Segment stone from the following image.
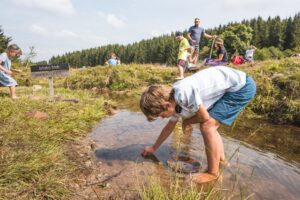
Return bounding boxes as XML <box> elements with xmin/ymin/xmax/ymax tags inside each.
<box><xmin>26</xmin><ymin>111</ymin><xmax>49</xmax><ymax>120</ymax></box>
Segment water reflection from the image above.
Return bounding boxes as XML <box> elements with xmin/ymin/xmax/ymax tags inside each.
<box><xmin>109</xmin><ymin>94</ymin><xmax>300</xmax><ymax>164</ymax></box>
<box><xmin>90</xmin><ymin>96</ymin><xmax>300</xmax><ymax>200</ymax></box>
<box><xmin>91</xmin><ymin>110</ymin><xmax>300</xmax><ymax>200</ymax></box>
<box><xmin>95</xmin><ymin>144</ymin><xmax>172</xmax><ymax>163</ymax></box>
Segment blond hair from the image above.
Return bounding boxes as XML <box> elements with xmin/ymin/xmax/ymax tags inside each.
<box><xmin>140</xmin><ymin>85</ymin><xmax>173</xmax><ymax>121</ymax></box>
<box><xmin>187</xmin><ymin>46</ymin><xmax>195</xmax><ymax>54</ymax></box>
<box><xmin>7</xmin><ymin>44</ymin><xmax>22</xmax><ymax>56</ymax></box>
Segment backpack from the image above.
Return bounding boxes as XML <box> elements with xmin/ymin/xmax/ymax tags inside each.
<box><xmin>231</xmin><ymin>55</ymin><xmax>244</xmax><ymax>65</ymax></box>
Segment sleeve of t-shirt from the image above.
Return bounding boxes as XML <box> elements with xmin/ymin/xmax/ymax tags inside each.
<box><xmin>170</xmin><ymin>115</ymin><xmax>179</xmax><ymax>122</ymax></box>
<box><xmin>0</xmin><ymin>53</ymin><xmax>7</xmax><ymax>64</ymax></box>
<box><xmin>184</xmin><ymin>39</ymin><xmax>190</xmax><ymax>48</ymax></box>
<box><xmin>175</xmin><ymin>88</ymin><xmax>203</xmax><ymax>113</ymax></box>
<box><xmin>188</xmin><ymin>26</ymin><xmax>193</xmax><ymax>33</ymax></box>
<box><xmin>219</xmin><ymin>47</ymin><xmax>226</xmax><ymax>55</ymax></box>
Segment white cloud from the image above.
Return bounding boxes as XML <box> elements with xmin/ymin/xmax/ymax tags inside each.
<box><xmin>56</xmin><ymin>30</ymin><xmax>78</xmax><ymax>38</ymax></box>
<box><xmin>12</xmin><ymin>0</ymin><xmax>75</xmax><ymax>15</ymax></box>
<box><xmin>29</xmin><ymin>24</ymin><xmax>78</xmax><ymax>39</ymax></box>
<box><xmin>107</xmin><ymin>14</ymin><xmax>126</xmax><ymax>29</ymax></box>
<box><xmin>98</xmin><ymin>12</ymin><xmax>127</xmax><ymax>29</ymax></box>
<box><xmin>29</xmin><ymin>24</ymin><xmax>50</xmax><ymax>36</ymax></box>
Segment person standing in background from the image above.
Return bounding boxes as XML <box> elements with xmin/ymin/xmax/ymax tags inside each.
<box><xmin>187</xmin><ymin>18</ymin><xmax>216</xmax><ymax>64</ymax></box>
<box><xmin>175</xmin><ymin>31</ymin><xmax>190</xmax><ymax>80</ymax></box>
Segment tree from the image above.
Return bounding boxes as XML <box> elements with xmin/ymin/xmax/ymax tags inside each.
<box><xmin>0</xmin><ymin>26</ymin><xmax>11</xmax><ymax>52</ymax></box>
<box><xmin>220</xmin><ymin>24</ymin><xmax>253</xmax><ymax>55</ymax></box>
<box><xmin>268</xmin><ymin>16</ymin><xmax>284</xmax><ymax>49</ymax></box>
<box><xmin>291</xmin><ymin>13</ymin><xmax>300</xmax><ymax>48</ymax></box>
<box><xmin>284</xmin><ymin>17</ymin><xmax>294</xmax><ymax>49</ymax></box>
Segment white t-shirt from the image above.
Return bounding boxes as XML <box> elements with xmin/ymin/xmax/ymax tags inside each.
<box><xmin>0</xmin><ymin>53</ymin><xmax>11</xmax><ymax>70</ymax></box>
<box><xmin>170</xmin><ymin>66</ymin><xmax>246</xmax><ymax>121</ymax></box>
<box><xmin>245</xmin><ymin>49</ymin><xmax>254</xmax><ymax>58</ymax></box>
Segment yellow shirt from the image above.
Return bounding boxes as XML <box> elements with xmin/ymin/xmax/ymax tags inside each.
<box><xmin>178</xmin><ymin>38</ymin><xmax>189</xmax><ymax>61</ymax></box>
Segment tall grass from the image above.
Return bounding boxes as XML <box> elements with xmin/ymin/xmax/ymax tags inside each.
<box><xmin>137</xmin><ymin>125</ymin><xmax>251</xmax><ymax>200</ymax></box>
<box><xmin>0</xmin><ymin>87</ymin><xmax>108</xmax><ymax>199</ymax></box>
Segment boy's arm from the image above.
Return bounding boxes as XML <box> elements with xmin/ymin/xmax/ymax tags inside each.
<box><xmin>11</xmin><ymin>68</ymin><xmax>22</xmax><ymax>73</ymax></box>
<box><xmin>196</xmin><ymin>104</ymin><xmax>210</xmax><ymax>123</ymax></box>
<box><xmin>142</xmin><ymin>119</ymin><xmax>177</xmax><ymax>156</ymax></box>
<box><xmin>0</xmin><ymin>61</ymin><xmax>12</xmax><ymax>75</ymax></box>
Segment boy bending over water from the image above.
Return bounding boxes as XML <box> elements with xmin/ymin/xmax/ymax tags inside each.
<box><xmin>140</xmin><ymin>66</ymin><xmax>256</xmax><ymax>183</ymax></box>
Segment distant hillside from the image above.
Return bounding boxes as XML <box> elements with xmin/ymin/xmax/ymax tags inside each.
<box><xmin>49</xmin><ymin>13</ymin><xmax>300</xmax><ymax>67</ymax></box>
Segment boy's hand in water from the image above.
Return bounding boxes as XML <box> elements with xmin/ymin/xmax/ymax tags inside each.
<box><xmin>142</xmin><ymin>146</ymin><xmax>155</xmax><ymax>156</ymax></box>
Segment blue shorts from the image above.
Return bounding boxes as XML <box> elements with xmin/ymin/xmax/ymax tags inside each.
<box><xmin>208</xmin><ymin>76</ymin><xmax>256</xmax><ymax>126</ymax></box>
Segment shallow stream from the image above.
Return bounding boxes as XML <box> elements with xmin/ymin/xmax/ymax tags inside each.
<box><xmin>90</xmin><ymin>96</ymin><xmax>300</xmax><ymax>200</ymax></box>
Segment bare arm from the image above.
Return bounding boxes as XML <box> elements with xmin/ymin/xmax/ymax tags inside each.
<box><xmin>181</xmin><ymin>104</ymin><xmax>211</xmax><ymax>132</ymax></box>
<box><xmin>0</xmin><ymin>62</ymin><xmax>12</xmax><ymax>75</ymax></box>
<box><xmin>187</xmin><ymin>32</ymin><xmax>193</xmax><ymax>41</ymax></box>
<box><xmin>142</xmin><ymin>119</ymin><xmax>177</xmax><ymax>155</ymax></box>
<box><xmin>196</xmin><ymin>104</ymin><xmax>211</xmax><ymax>122</ymax></box>
<box><xmin>204</xmin><ymin>32</ymin><xmax>215</xmax><ymax>40</ymax></box>
<box><xmin>11</xmin><ymin>68</ymin><xmax>22</xmax><ymax>73</ymax></box>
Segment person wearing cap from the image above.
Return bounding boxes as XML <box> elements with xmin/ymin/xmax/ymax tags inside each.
<box><xmin>175</xmin><ymin>31</ymin><xmax>190</xmax><ymax>80</ymax></box>
<box><xmin>0</xmin><ymin>44</ymin><xmax>22</xmax><ymax>99</ymax></box>
<box><xmin>204</xmin><ymin>38</ymin><xmax>228</xmax><ymax>66</ymax></box>
<box><xmin>187</xmin><ymin>18</ymin><xmax>216</xmax><ymax>65</ymax></box>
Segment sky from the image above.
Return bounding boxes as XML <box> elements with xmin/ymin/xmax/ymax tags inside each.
<box><xmin>1</xmin><ymin>0</ymin><xmax>299</xmax><ymax>62</ymax></box>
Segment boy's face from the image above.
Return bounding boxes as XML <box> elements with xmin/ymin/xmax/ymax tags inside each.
<box><xmin>159</xmin><ymin>102</ymin><xmax>175</xmax><ymax>118</ymax></box>
<box><xmin>175</xmin><ymin>35</ymin><xmax>182</xmax><ymax>41</ymax></box>
<box><xmin>8</xmin><ymin>50</ymin><xmax>21</xmax><ymax>58</ymax></box>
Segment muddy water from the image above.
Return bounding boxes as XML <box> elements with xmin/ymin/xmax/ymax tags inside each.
<box><xmin>90</xmin><ymin>96</ymin><xmax>300</xmax><ymax>200</ymax></box>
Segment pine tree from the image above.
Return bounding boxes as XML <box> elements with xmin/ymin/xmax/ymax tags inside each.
<box><xmin>0</xmin><ymin>26</ymin><xmax>11</xmax><ymax>52</ymax></box>
<box><xmin>284</xmin><ymin>17</ymin><xmax>293</xmax><ymax>49</ymax></box>
<box><xmin>269</xmin><ymin>16</ymin><xmax>284</xmax><ymax>49</ymax></box>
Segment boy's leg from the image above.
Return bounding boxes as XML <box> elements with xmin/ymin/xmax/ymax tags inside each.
<box><xmin>176</xmin><ymin>65</ymin><xmax>184</xmax><ymax>79</ymax></box>
<box><xmin>9</xmin><ymin>86</ymin><xmax>17</xmax><ymax>98</ymax></box>
<box><xmin>201</xmin><ymin>117</ymin><xmax>220</xmax><ymax>175</ymax></box>
<box><xmin>192</xmin><ymin>117</ymin><xmax>220</xmax><ymax>184</ymax></box>
<box><xmin>217</xmin><ymin>131</ymin><xmax>225</xmax><ymax>161</ymax></box>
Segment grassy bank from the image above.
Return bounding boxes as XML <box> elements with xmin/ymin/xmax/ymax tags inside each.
<box><xmin>62</xmin><ymin>59</ymin><xmax>300</xmax><ymax>125</ymax></box>
<box><xmin>0</xmin><ymin>87</ymin><xmax>109</xmax><ymax>199</ymax></box>
<box><xmin>1</xmin><ymin>58</ymin><xmax>299</xmax><ymax>199</ymax></box>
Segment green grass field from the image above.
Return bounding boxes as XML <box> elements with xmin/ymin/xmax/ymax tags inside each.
<box><xmin>0</xmin><ymin>58</ymin><xmax>299</xmax><ymax>199</ymax></box>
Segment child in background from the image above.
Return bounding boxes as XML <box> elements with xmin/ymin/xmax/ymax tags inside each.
<box><xmin>105</xmin><ymin>53</ymin><xmax>119</xmax><ymax>66</ymax></box>
<box><xmin>140</xmin><ymin>66</ymin><xmax>256</xmax><ymax>184</ymax></box>
<box><xmin>0</xmin><ymin>44</ymin><xmax>22</xmax><ymax>99</ymax></box>
<box><xmin>245</xmin><ymin>45</ymin><xmax>257</xmax><ymax>63</ymax></box>
<box><xmin>175</xmin><ymin>31</ymin><xmax>189</xmax><ymax>80</ymax></box>
<box><xmin>185</xmin><ymin>46</ymin><xmax>203</xmax><ymax>71</ymax></box>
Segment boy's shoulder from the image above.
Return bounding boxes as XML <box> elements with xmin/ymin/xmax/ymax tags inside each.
<box><xmin>0</xmin><ymin>52</ymin><xmax>8</xmax><ymax>62</ymax></box>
